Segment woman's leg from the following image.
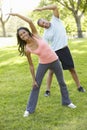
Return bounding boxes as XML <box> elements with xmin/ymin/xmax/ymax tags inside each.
<box><xmin>26</xmin><ymin>64</ymin><xmax>48</xmax><ymax>113</ymax></box>
<box><xmin>51</xmin><ymin>60</ymin><xmax>71</xmax><ymax>105</ymax></box>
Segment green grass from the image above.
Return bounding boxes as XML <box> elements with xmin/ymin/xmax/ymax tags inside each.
<box><xmin>0</xmin><ymin>38</ymin><xmax>87</xmax><ymax>130</ymax></box>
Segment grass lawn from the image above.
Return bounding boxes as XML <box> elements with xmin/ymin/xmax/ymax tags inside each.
<box><xmin>0</xmin><ymin>38</ymin><xmax>87</xmax><ymax>130</ymax></box>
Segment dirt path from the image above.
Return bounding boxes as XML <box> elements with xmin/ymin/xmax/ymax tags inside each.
<box><xmin>0</xmin><ymin>37</ymin><xmax>17</xmax><ymax>48</ymax></box>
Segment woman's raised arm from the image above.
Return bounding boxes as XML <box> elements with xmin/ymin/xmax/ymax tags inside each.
<box><xmin>9</xmin><ymin>13</ymin><xmax>38</xmax><ymax>35</ymax></box>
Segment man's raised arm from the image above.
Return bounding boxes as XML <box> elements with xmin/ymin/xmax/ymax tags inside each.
<box><xmin>33</xmin><ymin>5</ymin><xmax>59</xmax><ymax>18</ymax></box>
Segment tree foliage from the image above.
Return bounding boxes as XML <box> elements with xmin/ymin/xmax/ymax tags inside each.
<box><xmin>48</xmin><ymin>0</ymin><xmax>87</xmax><ymax>38</ymax></box>
<box><xmin>0</xmin><ymin>0</ymin><xmax>87</xmax><ymax>38</ymax></box>
<box><xmin>32</xmin><ymin>0</ymin><xmax>87</xmax><ymax>38</ymax></box>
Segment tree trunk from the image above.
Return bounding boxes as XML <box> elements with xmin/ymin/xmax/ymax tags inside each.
<box><xmin>74</xmin><ymin>15</ymin><xmax>83</xmax><ymax>38</ymax></box>
<box><xmin>1</xmin><ymin>22</ymin><xmax>6</xmax><ymax>37</ymax></box>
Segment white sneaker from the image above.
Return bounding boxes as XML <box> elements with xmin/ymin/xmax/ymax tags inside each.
<box><xmin>68</xmin><ymin>103</ymin><xmax>77</xmax><ymax>108</ymax></box>
<box><xmin>23</xmin><ymin>110</ymin><xmax>29</xmax><ymax>117</ymax></box>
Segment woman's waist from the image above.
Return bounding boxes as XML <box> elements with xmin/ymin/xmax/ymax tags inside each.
<box><xmin>39</xmin><ymin>54</ymin><xmax>58</xmax><ymax>64</ymax></box>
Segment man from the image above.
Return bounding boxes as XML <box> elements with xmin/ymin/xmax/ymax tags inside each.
<box><xmin>34</xmin><ymin>4</ymin><xmax>85</xmax><ymax>96</ymax></box>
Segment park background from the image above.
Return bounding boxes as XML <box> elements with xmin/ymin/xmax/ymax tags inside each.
<box><xmin>0</xmin><ymin>0</ymin><xmax>87</xmax><ymax>130</ymax></box>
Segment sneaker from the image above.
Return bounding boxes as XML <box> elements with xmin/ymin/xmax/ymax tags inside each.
<box><xmin>44</xmin><ymin>90</ymin><xmax>50</xmax><ymax>96</ymax></box>
<box><xmin>78</xmin><ymin>86</ymin><xmax>86</xmax><ymax>92</ymax></box>
<box><xmin>23</xmin><ymin>110</ymin><xmax>29</xmax><ymax>117</ymax></box>
<box><xmin>68</xmin><ymin>103</ymin><xmax>77</xmax><ymax>109</ymax></box>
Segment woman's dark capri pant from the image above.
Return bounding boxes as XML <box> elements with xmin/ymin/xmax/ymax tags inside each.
<box><xmin>26</xmin><ymin>60</ymin><xmax>71</xmax><ymax>113</ymax></box>
<box><xmin>55</xmin><ymin>46</ymin><xmax>74</xmax><ymax>70</ymax></box>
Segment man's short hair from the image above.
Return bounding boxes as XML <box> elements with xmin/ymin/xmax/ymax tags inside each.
<box><xmin>37</xmin><ymin>18</ymin><xmax>42</xmax><ymax>25</ymax></box>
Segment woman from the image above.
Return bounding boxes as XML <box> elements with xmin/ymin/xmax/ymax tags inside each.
<box><xmin>9</xmin><ymin>13</ymin><xmax>76</xmax><ymax>117</ymax></box>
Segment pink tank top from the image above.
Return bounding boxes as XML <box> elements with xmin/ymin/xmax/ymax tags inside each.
<box><xmin>25</xmin><ymin>37</ymin><xmax>58</xmax><ymax>64</ymax></box>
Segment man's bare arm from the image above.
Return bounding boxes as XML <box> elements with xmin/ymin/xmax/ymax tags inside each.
<box><xmin>34</xmin><ymin>5</ymin><xmax>59</xmax><ymax>18</ymax></box>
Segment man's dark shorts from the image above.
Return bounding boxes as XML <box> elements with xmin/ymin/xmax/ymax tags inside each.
<box><xmin>55</xmin><ymin>46</ymin><xmax>74</xmax><ymax>70</ymax></box>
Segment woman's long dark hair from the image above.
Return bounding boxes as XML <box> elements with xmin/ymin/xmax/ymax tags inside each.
<box><xmin>17</xmin><ymin>27</ymin><xmax>33</xmax><ymax>56</ymax></box>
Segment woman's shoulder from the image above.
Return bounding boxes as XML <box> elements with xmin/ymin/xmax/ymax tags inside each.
<box><xmin>24</xmin><ymin>45</ymin><xmax>30</xmax><ymax>55</ymax></box>
<box><xmin>33</xmin><ymin>34</ymin><xmax>42</xmax><ymax>39</ymax></box>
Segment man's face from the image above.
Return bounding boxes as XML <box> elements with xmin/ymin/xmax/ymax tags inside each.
<box><xmin>38</xmin><ymin>19</ymin><xmax>50</xmax><ymax>29</ymax></box>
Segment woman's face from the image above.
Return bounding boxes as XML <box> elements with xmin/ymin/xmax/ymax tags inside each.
<box><xmin>18</xmin><ymin>29</ymin><xmax>30</xmax><ymax>41</ymax></box>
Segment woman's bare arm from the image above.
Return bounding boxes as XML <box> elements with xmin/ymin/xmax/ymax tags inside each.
<box><xmin>9</xmin><ymin>13</ymin><xmax>38</xmax><ymax>34</ymax></box>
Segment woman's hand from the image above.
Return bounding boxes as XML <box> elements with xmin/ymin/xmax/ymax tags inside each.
<box><xmin>32</xmin><ymin>80</ymin><xmax>38</xmax><ymax>88</ymax></box>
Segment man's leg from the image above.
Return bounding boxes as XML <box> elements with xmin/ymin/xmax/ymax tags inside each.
<box><xmin>56</xmin><ymin>47</ymin><xmax>85</xmax><ymax>92</ymax></box>
<box><xmin>69</xmin><ymin>68</ymin><xmax>85</xmax><ymax>92</ymax></box>
<box><xmin>45</xmin><ymin>70</ymin><xmax>53</xmax><ymax>96</ymax></box>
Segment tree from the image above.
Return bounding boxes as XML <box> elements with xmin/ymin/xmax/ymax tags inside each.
<box><xmin>0</xmin><ymin>0</ymin><xmax>11</xmax><ymax>37</ymax></box>
<box><xmin>50</xmin><ymin>0</ymin><xmax>87</xmax><ymax>38</ymax></box>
